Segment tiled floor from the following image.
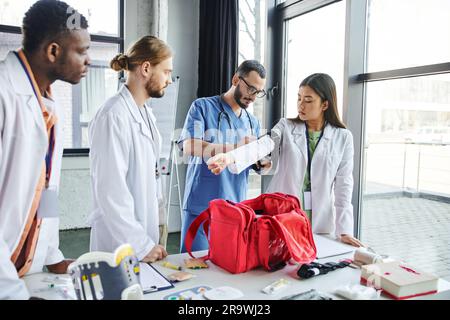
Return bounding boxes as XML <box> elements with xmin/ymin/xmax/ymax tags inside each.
<box><xmin>361</xmin><ymin>196</ymin><xmax>450</xmax><ymax>282</ymax></box>
<box><xmin>59</xmin><ymin>196</ymin><xmax>450</xmax><ymax>282</ymax></box>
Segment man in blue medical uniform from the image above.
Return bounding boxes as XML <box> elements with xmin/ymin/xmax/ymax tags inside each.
<box><xmin>178</xmin><ymin>60</ymin><xmax>267</xmax><ymax>252</ymax></box>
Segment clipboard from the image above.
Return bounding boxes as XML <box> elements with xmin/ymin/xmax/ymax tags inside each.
<box><xmin>139</xmin><ymin>263</ymin><xmax>174</xmax><ymax>294</ymax></box>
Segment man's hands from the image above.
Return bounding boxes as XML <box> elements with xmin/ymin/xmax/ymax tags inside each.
<box><xmin>207</xmin><ymin>153</ymin><xmax>235</xmax><ymax>175</ymax></box>
<box><xmin>46</xmin><ymin>259</ymin><xmax>75</xmax><ymax>274</ymax></box>
<box><xmin>207</xmin><ymin>136</ymin><xmax>256</xmax><ymax>175</ymax></box>
<box><xmin>142</xmin><ymin>245</ymin><xmax>168</xmax><ymax>263</ymax></box>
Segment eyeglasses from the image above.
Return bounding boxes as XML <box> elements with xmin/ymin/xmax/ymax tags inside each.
<box><xmin>239</xmin><ymin>76</ymin><xmax>266</xmax><ymax>98</ymax></box>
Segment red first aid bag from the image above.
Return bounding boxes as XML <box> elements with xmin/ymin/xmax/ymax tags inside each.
<box><xmin>184</xmin><ymin>193</ymin><xmax>317</xmax><ymax>274</ymax></box>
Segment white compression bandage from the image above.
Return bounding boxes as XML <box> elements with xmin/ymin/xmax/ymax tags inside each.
<box><xmin>227</xmin><ymin>135</ymin><xmax>275</xmax><ymax>175</ymax></box>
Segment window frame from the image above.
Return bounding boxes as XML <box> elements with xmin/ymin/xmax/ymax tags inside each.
<box><xmin>268</xmin><ymin>0</ymin><xmax>450</xmax><ymax>238</ymax></box>
<box><xmin>345</xmin><ymin>0</ymin><xmax>450</xmax><ymax>239</ymax></box>
<box><xmin>0</xmin><ymin>0</ymin><xmax>124</xmax><ymax>157</ymax></box>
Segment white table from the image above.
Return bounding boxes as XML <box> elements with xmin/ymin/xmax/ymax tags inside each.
<box><xmin>23</xmin><ymin>235</ymin><xmax>450</xmax><ymax>300</ymax></box>
<box><xmin>143</xmin><ymin>251</ymin><xmax>450</xmax><ymax>300</ymax></box>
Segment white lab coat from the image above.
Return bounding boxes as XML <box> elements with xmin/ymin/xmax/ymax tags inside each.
<box><xmin>0</xmin><ymin>52</ymin><xmax>65</xmax><ymax>300</ymax></box>
<box><xmin>265</xmin><ymin>118</ymin><xmax>354</xmax><ymax>238</ymax></box>
<box><xmin>88</xmin><ymin>85</ymin><xmax>161</xmax><ymax>261</ymax></box>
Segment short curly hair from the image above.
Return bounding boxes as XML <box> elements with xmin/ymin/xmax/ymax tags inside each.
<box><xmin>22</xmin><ymin>0</ymin><xmax>89</xmax><ymax>53</ymax></box>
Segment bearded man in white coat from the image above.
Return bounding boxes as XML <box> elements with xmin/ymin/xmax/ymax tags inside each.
<box><xmin>0</xmin><ymin>0</ymin><xmax>91</xmax><ymax>299</ymax></box>
<box><xmin>88</xmin><ymin>36</ymin><xmax>173</xmax><ymax>263</ymax></box>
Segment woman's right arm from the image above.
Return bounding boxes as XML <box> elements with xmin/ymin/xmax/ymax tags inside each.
<box><xmin>260</xmin><ymin>118</ymin><xmax>287</xmax><ymax>176</ymax></box>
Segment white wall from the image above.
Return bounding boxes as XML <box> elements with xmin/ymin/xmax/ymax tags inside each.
<box><xmin>58</xmin><ymin>0</ymin><xmax>199</xmax><ymax>232</ymax></box>
<box><xmin>166</xmin><ymin>0</ymin><xmax>200</xmax><ymax>232</ymax></box>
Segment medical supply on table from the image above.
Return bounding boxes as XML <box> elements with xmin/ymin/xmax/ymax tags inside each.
<box><xmin>184</xmin><ymin>258</ymin><xmax>209</xmax><ymax>269</ymax></box>
<box><xmin>31</xmin><ymin>286</ymin><xmax>76</xmax><ymax>300</ymax></box>
<box><xmin>163</xmin><ymin>286</ymin><xmax>212</xmax><ymax>300</ymax></box>
<box><xmin>46</xmin><ymin>283</ymin><xmax>66</xmax><ymax>288</ymax></box>
<box><xmin>334</xmin><ymin>284</ymin><xmax>381</xmax><ymax>300</ymax></box>
<box><xmin>180</xmin><ymin>290</ymin><xmax>197</xmax><ymax>300</ymax></box>
<box><xmin>161</xmin><ymin>261</ymin><xmax>182</xmax><ymax>271</ymax></box>
<box><xmin>68</xmin><ymin>244</ymin><xmax>144</xmax><ymax>300</ymax></box>
<box><xmin>41</xmin><ymin>275</ymin><xmax>72</xmax><ymax>285</ymax></box>
<box><xmin>280</xmin><ymin>289</ymin><xmax>333</xmax><ymax>300</ymax></box>
<box><xmin>262</xmin><ymin>278</ymin><xmax>290</xmax><ymax>295</ymax></box>
<box><xmin>58</xmin><ymin>287</ymin><xmax>76</xmax><ymax>300</ymax></box>
<box><xmin>297</xmin><ymin>260</ymin><xmax>350</xmax><ymax>279</ymax></box>
<box><xmin>353</xmin><ymin>247</ymin><xmax>384</xmax><ymax>267</ymax></box>
<box><xmin>168</xmin><ymin>271</ymin><xmax>196</xmax><ymax>282</ymax></box>
<box><xmin>203</xmin><ymin>286</ymin><xmax>244</xmax><ymax>300</ymax></box>
<box><xmin>361</xmin><ymin>261</ymin><xmax>439</xmax><ymax>300</ymax></box>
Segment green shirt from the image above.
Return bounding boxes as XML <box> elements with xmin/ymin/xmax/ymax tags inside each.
<box><xmin>302</xmin><ymin>130</ymin><xmax>322</xmax><ymax>222</ymax></box>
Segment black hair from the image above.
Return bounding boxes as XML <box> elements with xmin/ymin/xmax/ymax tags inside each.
<box><xmin>291</xmin><ymin>73</ymin><xmax>347</xmax><ymax>129</ymax></box>
<box><xmin>236</xmin><ymin>60</ymin><xmax>266</xmax><ymax>79</ymax></box>
<box><xmin>22</xmin><ymin>0</ymin><xmax>89</xmax><ymax>53</ymax></box>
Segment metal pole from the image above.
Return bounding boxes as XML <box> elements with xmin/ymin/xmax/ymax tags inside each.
<box><xmin>402</xmin><ymin>144</ymin><xmax>407</xmax><ymax>189</ymax></box>
<box><xmin>416</xmin><ymin>145</ymin><xmax>421</xmax><ymax>192</ymax></box>
<box><xmin>166</xmin><ymin>142</ymin><xmax>175</xmax><ymax>219</ymax></box>
<box><xmin>175</xmin><ymin>146</ymin><xmax>183</xmax><ymax>226</ymax></box>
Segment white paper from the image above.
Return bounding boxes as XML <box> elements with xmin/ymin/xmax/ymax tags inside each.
<box><xmin>139</xmin><ymin>263</ymin><xmax>173</xmax><ymax>293</ymax></box>
<box><xmin>228</xmin><ymin>135</ymin><xmax>275</xmax><ymax>174</ymax></box>
<box><xmin>314</xmin><ymin>234</ymin><xmax>356</xmax><ymax>259</ymax></box>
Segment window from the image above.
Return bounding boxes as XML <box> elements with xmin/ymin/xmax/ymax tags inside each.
<box><xmin>239</xmin><ymin>0</ymin><xmax>267</xmax><ymax>126</ymax></box>
<box><xmin>0</xmin><ymin>32</ymin><xmax>20</xmax><ymax>58</ymax></box>
<box><xmin>0</xmin><ymin>0</ymin><xmax>119</xmax><ymax>36</ymax></box>
<box><xmin>284</xmin><ymin>1</ymin><xmax>346</xmax><ymax>118</ymax></box>
<box><xmin>239</xmin><ymin>0</ymin><xmax>268</xmax><ymax>199</ymax></box>
<box><xmin>363</xmin><ymin>74</ymin><xmax>450</xmax><ymax>197</ymax></box>
<box><xmin>359</xmin><ymin>0</ymin><xmax>450</xmax><ymax>281</ymax></box>
<box><xmin>0</xmin><ymin>0</ymin><xmax>124</xmax><ymax>152</ymax></box>
<box><xmin>366</xmin><ymin>0</ymin><xmax>450</xmax><ymax>72</ymax></box>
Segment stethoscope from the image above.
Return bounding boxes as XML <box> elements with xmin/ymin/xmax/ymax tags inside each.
<box><xmin>217</xmin><ymin>95</ymin><xmax>254</xmax><ymax>136</ymax></box>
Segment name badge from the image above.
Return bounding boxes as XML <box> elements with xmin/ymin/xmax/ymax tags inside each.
<box><xmin>37</xmin><ymin>186</ymin><xmax>59</xmax><ymax>218</ymax></box>
<box><xmin>303</xmin><ymin>191</ymin><xmax>312</xmax><ymax>211</ymax></box>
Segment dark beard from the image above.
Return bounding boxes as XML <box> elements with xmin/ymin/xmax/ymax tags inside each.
<box><xmin>233</xmin><ymin>85</ymin><xmax>248</xmax><ymax>109</ymax></box>
<box><xmin>146</xmin><ymin>76</ymin><xmax>165</xmax><ymax>98</ymax></box>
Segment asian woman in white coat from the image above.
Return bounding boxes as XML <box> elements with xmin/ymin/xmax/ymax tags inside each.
<box><xmin>88</xmin><ymin>36</ymin><xmax>173</xmax><ymax>263</ymax></box>
<box><xmin>265</xmin><ymin>73</ymin><xmax>363</xmax><ymax>247</ymax></box>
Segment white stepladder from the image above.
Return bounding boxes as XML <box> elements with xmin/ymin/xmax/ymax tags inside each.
<box><xmin>149</xmin><ymin>77</ymin><xmax>181</xmax><ymax>247</ymax></box>
<box><xmin>160</xmin><ymin>139</ymin><xmax>185</xmax><ymax>241</ymax></box>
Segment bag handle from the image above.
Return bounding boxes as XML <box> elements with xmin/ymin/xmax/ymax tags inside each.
<box><xmin>184</xmin><ymin>209</ymin><xmax>210</xmax><ymax>260</ymax></box>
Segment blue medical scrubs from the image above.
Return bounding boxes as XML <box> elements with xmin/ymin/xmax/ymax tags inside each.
<box><xmin>178</xmin><ymin>95</ymin><xmax>260</xmax><ymax>252</ymax></box>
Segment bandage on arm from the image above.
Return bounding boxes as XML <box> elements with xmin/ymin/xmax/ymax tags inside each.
<box><xmin>227</xmin><ymin>135</ymin><xmax>275</xmax><ymax>174</ymax></box>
